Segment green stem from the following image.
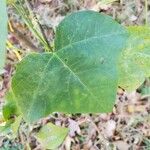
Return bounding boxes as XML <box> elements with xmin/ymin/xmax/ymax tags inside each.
<box><xmin>13</xmin><ymin>0</ymin><xmax>53</xmax><ymax>52</ymax></box>
<box><xmin>25</xmin><ymin>0</ymin><xmax>53</xmax><ymax>52</ymax></box>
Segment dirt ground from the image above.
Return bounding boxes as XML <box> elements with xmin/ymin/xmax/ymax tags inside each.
<box><xmin>0</xmin><ymin>0</ymin><xmax>150</xmax><ymax>149</ymax></box>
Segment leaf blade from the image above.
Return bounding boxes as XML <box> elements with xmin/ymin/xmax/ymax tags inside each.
<box><xmin>36</xmin><ymin>123</ymin><xmax>68</xmax><ymax>149</ymax></box>
<box><xmin>119</xmin><ymin>26</ymin><xmax>150</xmax><ymax>91</ymax></box>
<box><xmin>10</xmin><ymin>11</ymin><xmax>128</xmax><ymax>122</ymax></box>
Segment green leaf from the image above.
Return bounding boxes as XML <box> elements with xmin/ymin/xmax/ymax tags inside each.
<box><xmin>0</xmin><ymin>0</ymin><xmax>8</xmax><ymax>71</ymax></box>
<box><xmin>35</xmin><ymin>123</ymin><xmax>68</xmax><ymax>149</ymax></box>
<box><xmin>119</xmin><ymin>26</ymin><xmax>150</xmax><ymax>91</ymax></box>
<box><xmin>10</xmin><ymin>11</ymin><xmax>128</xmax><ymax>122</ymax></box>
<box><xmin>141</xmin><ymin>86</ymin><xmax>150</xmax><ymax>95</ymax></box>
<box><xmin>143</xmin><ymin>138</ymin><xmax>150</xmax><ymax>149</ymax></box>
<box><xmin>3</xmin><ymin>102</ymin><xmax>17</xmax><ymax>120</ymax></box>
<box><xmin>3</xmin><ymin>89</ymin><xmax>20</xmax><ymax>120</ymax></box>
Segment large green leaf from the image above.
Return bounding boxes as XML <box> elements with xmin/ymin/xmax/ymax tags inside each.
<box><xmin>119</xmin><ymin>26</ymin><xmax>150</xmax><ymax>91</ymax></box>
<box><xmin>0</xmin><ymin>0</ymin><xmax>7</xmax><ymax>71</ymax></box>
<box><xmin>35</xmin><ymin>123</ymin><xmax>68</xmax><ymax>149</ymax></box>
<box><xmin>10</xmin><ymin>11</ymin><xmax>128</xmax><ymax>122</ymax></box>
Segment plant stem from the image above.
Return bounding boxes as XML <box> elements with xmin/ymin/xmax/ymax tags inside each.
<box><xmin>13</xmin><ymin>3</ymin><xmax>47</xmax><ymax>49</ymax></box>
<box><xmin>25</xmin><ymin>0</ymin><xmax>53</xmax><ymax>52</ymax></box>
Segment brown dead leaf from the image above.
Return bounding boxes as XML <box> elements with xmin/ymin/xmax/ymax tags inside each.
<box><xmin>68</xmin><ymin>119</ymin><xmax>81</xmax><ymax>137</ymax></box>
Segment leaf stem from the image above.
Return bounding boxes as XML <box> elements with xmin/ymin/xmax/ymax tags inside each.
<box><xmin>25</xmin><ymin>0</ymin><xmax>53</xmax><ymax>52</ymax></box>
<box><xmin>13</xmin><ymin>0</ymin><xmax>53</xmax><ymax>52</ymax></box>
<box><xmin>13</xmin><ymin>3</ymin><xmax>46</xmax><ymax>48</ymax></box>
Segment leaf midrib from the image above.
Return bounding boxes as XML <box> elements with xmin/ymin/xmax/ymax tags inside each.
<box><xmin>53</xmin><ymin>53</ymin><xmax>103</xmax><ymax>108</ymax></box>
<box><xmin>14</xmin><ymin>31</ymin><xmax>125</xmax><ymax>89</ymax></box>
<box><xmin>55</xmin><ymin>32</ymin><xmax>126</xmax><ymax>51</ymax></box>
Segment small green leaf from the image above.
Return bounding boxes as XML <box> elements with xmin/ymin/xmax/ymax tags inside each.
<box><xmin>141</xmin><ymin>86</ymin><xmax>150</xmax><ymax>96</ymax></box>
<box><xmin>119</xmin><ymin>26</ymin><xmax>150</xmax><ymax>91</ymax></box>
<box><xmin>0</xmin><ymin>0</ymin><xmax>8</xmax><ymax>71</ymax></box>
<box><xmin>36</xmin><ymin>123</ymin><xmax>68</xmax><ymax>149</ymax></box>
<box><xmin>143</xmin><ymin>138</ymin><xmax>150</xmax><ymax>148</ymax></box>
<box><xmin>3</xmin><ymin>89</ymin><xmax>20</xmax><ymax>120</ymax></box>
<box><xmin>3</xmin><ymin>102</ymin><xmax>17</xmax><ymax>120</ymax></box>
<box><xmin>10</xmin><ymin>11</ymin><xmax>128</xmax><ymax>122</ymax></box>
